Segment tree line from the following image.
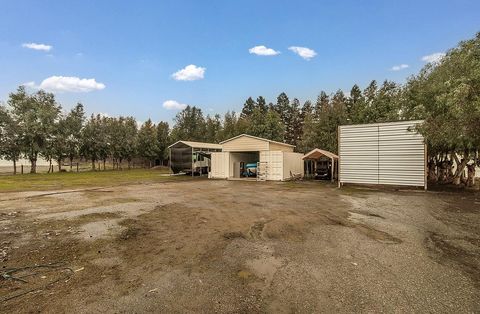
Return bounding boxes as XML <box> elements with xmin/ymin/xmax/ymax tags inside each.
<box><xmin>0</xmin><ymin>87</ymin><xmax>170</xmax><ymax>174</ymax></box>
<box><xmin>1</xmin><ymin>33</ymin><xmax>479</xmax><ymax>186</ymax></box>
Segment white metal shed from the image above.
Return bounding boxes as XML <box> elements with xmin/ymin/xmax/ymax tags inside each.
<box><xmin>210</xmin><ymin>134</ymin><xmax>304</xmax><ymax>181</ymax></box>
<box><xmin>338</xmin><ymin>120</ymin><xmax>426</xmax><ymax>188</ymax></box>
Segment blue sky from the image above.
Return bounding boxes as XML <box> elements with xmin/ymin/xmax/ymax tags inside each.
<box><xmin>0</xmin><ymin>1</ymin><xmax>479</xmax><ymax>123</ymax></box>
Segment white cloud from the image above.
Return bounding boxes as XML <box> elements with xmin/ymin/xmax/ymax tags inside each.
<box><xmin>172</xmin><ymin>64</ymin><xmax>206</xmax><ymax>81</ymax></box>
<box><xmin>248</xmin><ymin>45</ymin><xmax>280</xmax><ymax>56</ymax></box>
<box><xmin>25</xmin><ymin>76</ymin><xmax>106</xmax><ymax>92</ymax></box>
<box><xmin>391</xmin><ymin>64</ymin><xmax>409</xmax><ymax>71</ymax></box>
<box><xmin>163</xmin><ymin>100</ymin><xmax>187</xmax><ymax>110</ymax></box>
<box><xmin>22</xmin><ymin>42</ymin><xmax>52</xmax><ymax>51</ymax></box>
<box><xmin>421</xmin><ymin>52</ymin><xmax>445</xmax><ymax>63</ymax></box>
<box><xmin>23</xmin><ymin>81</ymin><xmax>37</xmax><ymax>88</ymax></box>
<box><xmin>288</xmin><ymin>46</ymin><xmax>317</xmax><ymax>60</ymax></box>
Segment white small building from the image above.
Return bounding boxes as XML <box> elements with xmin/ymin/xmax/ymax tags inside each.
<box><xmin>210</xmin><ymin>134</ymin><xmax>304</xmax><ymax>181</ymax></box>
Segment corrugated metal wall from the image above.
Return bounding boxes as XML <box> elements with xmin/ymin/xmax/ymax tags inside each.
<box><xmin>282</xmin><ymin>152</ymin><xmax>305</xmax><ymax>180</ymax></box>
<box><xmin>210</xmin><ymin>152</ymin><xmax>229</xmax><ymax>179</ymax></box>
<box><xmin>268</xmin><ymin>142</ymin><xmax>294</xmax><ymax>152</ymax></box>
<box><xmin>222</xmin><ymin>136</ymin><xmax>269</xmax><ymax>152</ymax></box>
<box><xmin>260</xmin><ymin>151</ymin><xmax>283</xmax><ymax>180</ymax></box>
<box><xmin>339</xmin><ymin>120</ymin><xmax>425</xmax><ymax>187</ymax></box>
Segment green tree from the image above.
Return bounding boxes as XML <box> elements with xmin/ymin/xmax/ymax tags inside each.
<box><xmin>137</xmin><ymin>119</ymin><xmax>158</xmax><ymax>167</ymax></box>
<box><xmin>50</xmin><ymin>104</ymin><xmax>85</xmax><ymax>172</ymax></box>
<box><xmin>362</xmin><ymin>80</ymin><xmax>378</xmax><ymax>123</ymax></box>
<box><xmin>301</xmin><ymin>100</ymin><xmax>313</xmax><ymax>118</ymax></box>
<box><xmin>64</xmin><ymin>104</ymin><xmax>85</xmax><ymax>171</ymax></box>
<box><xmin>247</xmin><ymin>108</ymin><xmax>284</xmax><ymax>141</ymax></box>
<box><xmin>156</xmin><ymin>121</ymin><xmax>170</xmax><ymax>165</ymax></box>
<box><xmin>298</xmin><ymin>111</ymin><xmax>317</xmax><ymax>153</ymax></box>
<box><xmin>0</xmin><ymin>105</ymin><xmax>22</xmax><ymax>174</ymax></box>
<box><xmin>107</xmin><ymin>117</ymin><xmax>122</xmax><ymax>169</ymax></box>
<box><xmin>241</xmin><ymin>97</ymin><xmax>256</xmax><ymax>118</ymax></box>
<box><xmin>403</xmin><ymin>32</ymin><xmax>480</xmax><ymax>186</ymax></box>
<box><xmin>122</xmin><ymin>117</ymin><xmax>138</xmax><ymax>169</ymax></box>
<box><xmin>285</xmin><ymin>98</ymin><xmax>302</xmax><ymax>147</ymax></box>
<box><xmin>347</xmin><ymin>84</ymin><xmax>365</xmax><ymax>123</ymax></box>
<box><xmin>170</xmin><ymin>106</ymin><xmax>206</xmax><ymax>142</ymax></box>
<box><xmin>96</xmin><ymin>116</ymin><xmax>111</xmax><ymax>171</ymax></box>
<box><xmin>220</xmin><ymin>111</ymin><xmax>243</xmax><ymax>141</ymax></box>
<box><xmin>315</xmin><ymin>91</ymin><xmax>329</xmax><ymax>117</ymax></box>
<box><xmin>81</xmin><ymin>114</ymin><xmax>104</xmax><ymax>170</ymax></box>
<box><xmin>273</xmin><ymin>92</ymin><xmax>291</xmax><ymax>143</ymax></box>
<box><xmin>373</xmin><ymin>80</ymin><xmax>401</xmax><ymax>122</ymax></box>
<box><xmin>256</xmin><ymin>96</ymin><xmax>267</xmax><ymax>113</ymax></box>
<box><xmin>205</xmin><ymin>114</ymin><xmax>222</xmax><ymax>143</ymax></box>
<box><xmin>8</xmin><ymin>87</ymin><xmax>61</xmax><ymax>173</ymax></box>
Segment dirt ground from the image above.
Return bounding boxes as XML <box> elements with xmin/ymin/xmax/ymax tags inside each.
<box><xmin>0</xmin><ymin>179</ymin><xmax>479</xmax><ymax>313</ymax></box>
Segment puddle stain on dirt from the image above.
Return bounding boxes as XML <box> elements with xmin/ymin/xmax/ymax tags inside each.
<box><xmin>425</xmin><ymin>232</ymin><xmax>480</xmax><ymax>287</ymax></box>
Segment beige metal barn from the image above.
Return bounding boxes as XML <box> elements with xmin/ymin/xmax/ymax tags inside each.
<box><xmin>338</xmin><ymin>120</ymin><xmax>427</xmax><ymax>188</ymax></box>
<box><xmin>210</xmin><ymin>134</ymin><xmax>304</xmax><ymax>181</ymax></box>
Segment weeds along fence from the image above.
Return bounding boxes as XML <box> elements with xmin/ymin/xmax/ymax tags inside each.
<box><xmin>0</xmin><ymin>160</ymin><xmax>156</xmax><ymax>176</ymax></box>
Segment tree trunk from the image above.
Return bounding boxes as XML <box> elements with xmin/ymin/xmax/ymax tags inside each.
<box><xmin>452</xmin><ymin>152</ymin><xmax>469</xmax><ymax>186</ymax></box>
<box><xmin>91</xmin><ymin>159</ymin><xmax>96</xmax><ymax>171</ymax></box>
<box><xmin>466</xmin><ymin>164</ymin><xmax>476</xmax><ymax>187</ymax></box>
<box><xmin>13</xmin><ymin>160</ymin><xmax>17</xmax><ymax>175</ymax></box>
<box><xmin>119</xmin><ymin>158</ymin><xmax>123</xmax><ymax>170</ymax></box>
<box><xmin>427</xmin><ymin>159</ymin><xmax>437</xmax><ymax>182</ymax></box>
<box><xmin>438</xmin><ymin>161</ymin><xmax>447</xmax><ymax>183</ymax></box>
<box><xmin>445</xmin><ymin>158</ymin><xmax>454</xmax><ymax>183</ymax></box>
<box><xmin>48</xmin><ymin>159</ymin><xmax>52</xmax><ymax>173</ymax></box>
<box><xmin>58</xmin><ymin>159</ymin><xmax>62</xmax><ymax>172</ymax></box>
<box><xmin>30</xmin><ymin>156</ymin><xmax>37</xmax><ymax>174</ymax></box>
<box><xmin>70</xmin><ymin>157</ymin><xmax>73</xmax><ymax>171</ymax></box>
<box><xmin>103</xmin><ymin>159</ymin><xmax>106</xmax><ymax>171</ymax></box>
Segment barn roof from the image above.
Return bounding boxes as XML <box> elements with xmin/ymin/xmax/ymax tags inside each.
<box><xmin>302</xmin><ymin>148</ymin><xmax>338</xmax><ymax>160</ymax></box>
<box><xmin>219</xmin><ymin>134</ymin><xmax>295</xmax><ymax>148</ymax></box>
<box><xmin>168</xmin><ymin>140</ymin><xmax>222</xmax><ymax>150</ymax></box>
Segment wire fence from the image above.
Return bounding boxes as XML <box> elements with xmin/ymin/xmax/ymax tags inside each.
<box><xmin>0</xmin><ymin>160</ymin><xmax>161</xmax><ymax>176</ymax></box>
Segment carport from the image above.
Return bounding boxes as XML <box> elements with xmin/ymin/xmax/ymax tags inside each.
<box><xmin>168</xmin><ymin>141</ymin><xmax>222</xmax><ymax>175</ymax></box>
<box><xmin>302</xmin><ymin>148</ymin><xmax>339</xmax><ymax>182</ymax></box>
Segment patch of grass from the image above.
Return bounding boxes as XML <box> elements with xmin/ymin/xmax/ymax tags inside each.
<box><xmin>0</xmin><ymin>169</ymin><xmax>192</xmax><ymax>192</ymax></box>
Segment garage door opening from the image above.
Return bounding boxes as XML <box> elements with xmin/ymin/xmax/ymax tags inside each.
<box><xmin>229</xmin><ymin>152</ymin><xmax>259</xmax><ymax>179</ymax></box>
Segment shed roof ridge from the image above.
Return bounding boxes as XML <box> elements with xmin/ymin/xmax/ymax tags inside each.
<box><xmin>219</xmin><ymin>133</ymin><xmax>295</xmax><ymax>147</ymax></box>
<box><xmin>168</xmin><ymin>140</ymin><xmax>222</xmax><ymax>149</ymax></box>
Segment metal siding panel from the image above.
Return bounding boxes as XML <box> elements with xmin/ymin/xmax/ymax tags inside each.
<box><xmin>260</xmin><ymin>151</ymin><xmax>283</xmax><ymax>181</ymax></box>
<box><xmin>210</xmin><ymin>152</ymin><xmax>229</xmax><ymax>179</ymax></box>
<box><xmin>222</xmin><ymin>136</ymin><xmax>269</xmax><ymax>152</ymax></box>
<box><xmin>339</xmin><ymin>120</ymin><xmax>425</xmax><ymax>187</ymax></box>
<box><xmin>269</xmin><ymin>142</ymin><xmax>294</xmax><ymax>152</ymax></box>
<box><xmin>378</xmin><ymin>123</ymin><xmax>425</xmax><ymax>186</ymax></box>
<box><xmin>339</xmin><ymin>124</ymin><xmax>379</xmax><ymax>185</ymax></box>
<box><xmin>282</xmin><ymin>152</ymin><xmax>305</xmax><ymax>180</ymax></box>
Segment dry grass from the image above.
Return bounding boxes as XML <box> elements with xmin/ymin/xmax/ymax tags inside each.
<box><xmin>0</xmin><ymin>168</ymin><xmax>187</xmax><ymax>192</ymax></box>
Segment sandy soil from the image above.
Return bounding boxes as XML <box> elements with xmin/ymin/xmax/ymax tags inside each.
<box><xmin>0</xmin><ymin>179</ymin><xmax>479</xmax><ymax>313</ymax></box>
